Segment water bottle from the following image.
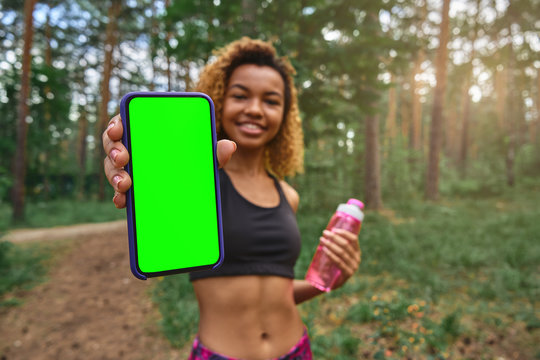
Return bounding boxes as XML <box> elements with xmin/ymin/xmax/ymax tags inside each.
<box><xmin>305</xmin><ymin>198</ymin><xmax>364</xmax><ymax>292</ymax></box>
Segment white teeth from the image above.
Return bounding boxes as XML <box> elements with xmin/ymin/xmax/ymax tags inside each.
<box><xmin>242</xmin><ymin>123</ymin><xmax>261</xmax><ymax>130</ymax></box>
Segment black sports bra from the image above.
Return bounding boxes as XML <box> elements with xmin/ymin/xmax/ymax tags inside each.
<box><xmin>189</xmin><ymin>169</ymin><xmax>301</xmax><ymax>281</ymax></box>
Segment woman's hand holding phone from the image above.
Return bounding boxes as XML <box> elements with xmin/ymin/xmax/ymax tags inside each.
<box><xmin>102</xmin><ymin>115</ymin><xmax>236</xmax><ymax>209</ymax></box>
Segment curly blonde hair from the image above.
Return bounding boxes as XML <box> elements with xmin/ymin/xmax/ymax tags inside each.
<box><xmin>196</xmin><ymin>37</ymin><xmax>304</xmax><ymax>179</ymax></box>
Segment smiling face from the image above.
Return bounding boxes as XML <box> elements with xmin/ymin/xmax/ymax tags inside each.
<box><xmin>221</xmin><ymin>64</ymin><xmax>286</xmax><ymax>150</ymax></box>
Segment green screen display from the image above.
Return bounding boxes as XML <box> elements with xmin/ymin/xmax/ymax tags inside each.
<box><xmin>126</xmin><ymin>95</ymin><xmax>221</xmax><ymax>275</ymax></box>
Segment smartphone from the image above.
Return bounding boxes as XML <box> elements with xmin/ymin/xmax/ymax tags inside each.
<box><xmin>120</xmin><ymin>92</ymin><xmax>223</xmax><ymax>280</ymax></box>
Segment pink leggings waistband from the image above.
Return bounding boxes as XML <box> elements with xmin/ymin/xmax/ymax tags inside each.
<box><xmin>188</xmin><ymin>329</ymin><xmax>312</xmax><ymax>360</ymax></box>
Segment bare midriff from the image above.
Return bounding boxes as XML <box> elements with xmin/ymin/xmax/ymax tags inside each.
<box><xmin>192</xmin><ymin>275</ymin><xmax>305</xmax><ymax>359</ymax></box>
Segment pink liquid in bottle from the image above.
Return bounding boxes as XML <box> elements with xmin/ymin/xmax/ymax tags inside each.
<box><xmin>305</xmin><ymin>199</ymin><xmax>364</xmax><ymax>292</ymax></box>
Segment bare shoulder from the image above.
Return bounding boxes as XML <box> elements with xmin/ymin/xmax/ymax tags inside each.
<box><xmin>279</xmin><ymin>180</ymin><xmax>300</xmax><ymax>213</ymax></box>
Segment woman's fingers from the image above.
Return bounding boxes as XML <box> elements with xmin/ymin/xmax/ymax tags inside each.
<box><xmin>102</xmin><ymin>114</ymin><xmax>131</xmax><ymax>209</ymax></box>
<box><xmin>112</xmin><ymin>191</ymin><xmax>127</xmax><ymax>209</ymax></box>
<box><xmin>216</xmin><ymin>140</ymin><xmax>237</xmax><ymax>168</ymax></box>
<box><xmin>104</xmin><ymin>156</ymin><xmax>132</xmax><ymax>193</ymax></box>
<box><xmin>102</xmin><ymin>115</ymin><xmax>129</xmax><ymax>169</ymax></box>
<box><xmin>320</xmin><ymin>229</ymin><xmax>362</xmax><ymax>286</ymax></box>
<box><xmin>105</xmin><ymin>114</ymin><xmax>124</xmax><ymax>141</ymax></box>
<box><xmin>321</xmin><ymin>238</ymin><xmax>357</xmax><ymax>275</ymax></box>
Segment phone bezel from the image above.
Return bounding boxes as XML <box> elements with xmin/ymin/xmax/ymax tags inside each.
<box><xmin>120</xmin><ymin>92</ymin><xmax>224</xmax><ymax>280</ymax></box>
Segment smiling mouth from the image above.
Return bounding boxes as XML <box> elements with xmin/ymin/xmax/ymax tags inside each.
<box><xmin>241</xmin><ymin>123</ymin><xmax>262</xmax><ymax>130</ymax></box>
<box><xmin>238</xmin><ymin>122</ymin><xmax>265</xmax><ymax>134</ymax></box>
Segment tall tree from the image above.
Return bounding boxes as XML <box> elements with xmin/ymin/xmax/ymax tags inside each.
<box><xmin>458</xmin><ymin>0</ymin><xmax>481</xmax><ymax>179</ymax></box>
<box><xmin>410</xmin><ymin>0</ymin><xmax>427</xmax><ymax>152</ymax></box>
<box><xmin>425</xmin><ymin>0</ymin><xmax>451</xmax><ymax>200</ymax></box>
<box><xmin>535</xmin><ymin>69</ymin><xmax>540</xmax><ymax>146</ymax></box>
<box><xmin>362</xmin><ymin>9</ymin><xmax>385</xmax><ymax>210</ymax></box>
<box><xmin>97</xmin><ymin>0</ymin><xmax>122</xmax><ymax>201</ymax></box>
<box><xmin>365</xmin><ymin>113</ymin><xmax>383</xmax><ymax>209</ymax></box>
<box><xmin>482</xmin><ymin>0</ymin><xmax>534</xmax><ymax>186</ymax></box>
<box><xmin>77</xmin><ymin>98</ymin><xmax>89</xmax><ymax>200</ymax></box>
<box><xmin>383</xmin><ymin>73</ymin><xmax>397</xmax><ymax>157</ymax></box>
<box><xmin>12</xmin><ymin>0</ymin><xmax>37</xmax><ymax>222</ymax></box>
<box><xmin>40</xmin><ymin>2</ymin><xmax>55</xmax><ymax>199</ymax></box>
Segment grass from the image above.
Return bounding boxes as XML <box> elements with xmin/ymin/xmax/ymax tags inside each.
<box><xmin>0</xmin><ymin>199</ymin><xmax>125</xmax><ymax>230</ymax></box>
<box><xmin>0</xmin><ymin>239</ymin><xmax>61</xmax><ymax>308</ymax></box>
<box><xmin>152</xmin><ymin>183</ymin><xmax>540</xmax><ymax>359</ymax></box>
<box><xmin>296</xmin><ymin>183</ymin><xmax>540</xmax><ymax>359</ymax></box>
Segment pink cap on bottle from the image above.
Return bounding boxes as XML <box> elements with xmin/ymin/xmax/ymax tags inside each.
<box><xmin>347</xmin><ymin>198</ymin><xmax>364</xmax><ymax>210</ymax></box>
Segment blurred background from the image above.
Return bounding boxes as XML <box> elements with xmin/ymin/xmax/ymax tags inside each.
<box><xmin>1</xmin><ymin>0</ymin><xmax>539</xmax><ymax>221</ymax></box>
<box><xmin>0</xmin><ymin>0</ymin><xmax>539</xmax><ymax>359</ymax></box>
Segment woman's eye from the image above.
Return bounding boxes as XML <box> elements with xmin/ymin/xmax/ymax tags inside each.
<box><xmin>232</xmin><ymin>94</ymin><xmax>246</xmax><ymax>100</ymax></box>
<box><xmin>266</xmin><ymin>99</ymin><xmax>280</xmax><ymax>105</ymax></box>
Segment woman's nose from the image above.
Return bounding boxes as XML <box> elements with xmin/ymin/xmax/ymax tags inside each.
<box><xmin>244</xmin><ymin>98</ymin><xmax>263</xmax><ymax>117</ymax></box>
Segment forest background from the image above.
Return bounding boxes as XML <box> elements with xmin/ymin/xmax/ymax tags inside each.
<box><xmin>0</xmin><ymin>0</ymin><xmax>539</xmax><ymax>359</ymax></box>
<box><xmin>1</xmin><ymin>0</ymin><xmax>540</xmax><ymax>218</ymax></box>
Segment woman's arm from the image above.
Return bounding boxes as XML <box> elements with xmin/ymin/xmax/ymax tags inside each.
<box><xmin>294</xmin><ymin>229</ymin><xmax>361</xmax><ymax>304</ymax></box>
<box><xmin>293</xmin><ymin>279</ymin><xmax>324</xmax><ymax>304</ymax></box>
<box><xmin>281</xmin><ymin>183</ymin><xmax>361</xmax><ymax>303</ymax></box>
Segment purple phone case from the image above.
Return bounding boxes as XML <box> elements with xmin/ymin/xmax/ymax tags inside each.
<box><xmin>119</xmin><ymin>92</ymin><xmax>224</xmax><ymax>280</ymax></box>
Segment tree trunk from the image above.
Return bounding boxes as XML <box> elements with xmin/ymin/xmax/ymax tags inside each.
<box><xmin>365</xmin><ymin>114</ymin><xmax>383</xmax><ymax>210</ymax></box>
<box><xmin>505</xmin><ymin>90</ymin><xmax>516</xmax><ymax>187</ymax></box>
<box><xmin>410</xmin><ymin>0</ymin><xmax>427</xmax><ymax>151</ymax></box>
<box><xmin>166</xmin><ymin>45</ymin><xmax>172</xmax><ymax>91</ymax></box>
<box><xmin>458</xmin><ymin>0</ymin><xmax>481</xmax><ymax>179</ymax></box>
<box><xmin>97</xmin><ymin>0</ymin><xmax>121</xmax><ymax>201</ymax></box>
<box><xmin>78</xmin><ymin>102</ymin><xmax>88</xmax><ymax>200</ymax></box>
<box><xmin>383</xmin><ymin>74</ymin><xmax>397</xmax><ymax>157</ymax></box>
<box><xmin>458</xmin><ymin>74</ymin><xmax>471</xmax><ymax>178</ymax></box>
<box><xmin>12</xmin><ymin>0</ymin><xmax>37</xmax><ymax>222</ymax></box>
<box><xmin>411</xmin><ymin>50</ymin><xmax>424</xmax><ymax>151</ymax></box>
<box><xmin>425</xmin><ymin>0</ymin><xmax>451</xmax><ymax>201</ymax></box>
<box><xmin>495</xmin><ymin>66</ymin><xmax>507</xmax><ymax>129</ymax></box>
<box><xmin>42</xmin><ymin>5</ymin><xmax>54</xmax><ymax>200</ymax></box>
<box><xmin>149</xmin><ymin>0</ymin><xmax>159</xmax><ymax>91</ymax></box>
<box><xmin>165</xmin><ymin>0</ymin><xmax>172</xmax><ymax>92</ymax></box>
<box><xmin>445</xmin><ymin>98</ymin><xmax>459</xmax><ymax>161</ymax></box>
<box><xmin>399</xmin><ymin>86</ymin><xmax>411</xmax><ymax>141</ymax></box>
<box><xmin>534</xmin><ymin>68</ymin><xmax>540</xmax><ymax>145</ymax></box>
<box><xmin>504</xmin><ymin>22</ymin><xmax>522</xmax><ymax>188</ymax></box>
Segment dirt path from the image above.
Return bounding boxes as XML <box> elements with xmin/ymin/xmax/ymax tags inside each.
<box><xmin>3</xmin><ymin>220</ymin><xmax>128</xmax><ymax>243</ymax></box>
<box><xmin>0</xmin><ymin>222</ymin><xmax>190</xmax><ymax>360</ymax></box>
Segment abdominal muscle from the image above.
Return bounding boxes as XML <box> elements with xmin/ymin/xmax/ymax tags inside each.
<box><xmin>192</xmin><ymin>275</ymin><xmax>305</xmax><ymax>359</ymax></box>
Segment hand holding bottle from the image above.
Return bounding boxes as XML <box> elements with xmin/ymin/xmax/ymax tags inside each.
<box><xmin>318</xmin><ymin>228</ymin><xmax>362</xmax><ymax>290</ymax></box>
<box><xmin>305</xmin><ymin>199</ymin><xmax>364</xmax><ymax>292</ymax></box>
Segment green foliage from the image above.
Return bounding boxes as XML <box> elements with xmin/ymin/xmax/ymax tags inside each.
<box><xmin>0</xmin><ymin>240</ymin><xmax>49</xmax><ymax>306</ymax></box>
<box><xmin>0</xmin><ymin>199</ymin><xmax>125</xmax><ymax>230</ymax></box>
<box><xmin>150</xmin><ymin>274</ymin><xmax>198</xmax><ymax>347</ymax></box>
<box><xmin>311</xmin><ymin>326</ymin><xmax>360</xmax><ymax>359</ymax></box>
<box><xmin>358</xmin><ymin>184</ymin><xmax>540</xmax><ymax>303</ymax></box>
<box><xmin>0</xmin><ymin>165</ymin><xmax>13</xmax><ymax>204</ymax></box>
<box><xmin>3</xmin><ymin>0</ymin><xmax>536</xmax><ymax>216</ymax></box>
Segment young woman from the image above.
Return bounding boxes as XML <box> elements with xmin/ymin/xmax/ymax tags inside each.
<box><xmin>102</xmin><ymin>37</ymin><xmax>361</xmax><ymax>360</ymax></box>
